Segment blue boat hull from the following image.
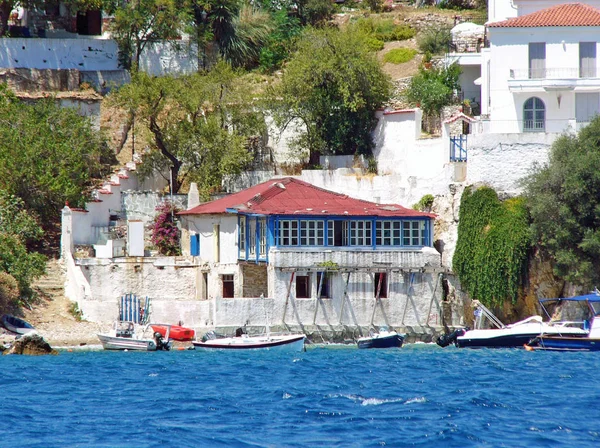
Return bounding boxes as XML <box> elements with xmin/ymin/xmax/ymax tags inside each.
<box><xmin>531</xmin><ymin>336</ymin><xmax>600</xmax><ymax>352</ymax></box>
<box><xmin>357</xmin><ymin>334</ymin><xmax>404</xmax><ymax>349</ymax></box>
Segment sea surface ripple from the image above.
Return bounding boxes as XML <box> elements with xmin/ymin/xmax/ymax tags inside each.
<box><xmin>1</xmin><ymin>343</ymin><xmax>599</xmax><ymax>447</ymax></box>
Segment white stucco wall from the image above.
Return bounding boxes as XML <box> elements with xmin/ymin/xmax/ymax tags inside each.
<box><xmin>487</xmin><ymin>27</ymin><xmax>600</xmax><ymax>133</ymax></box>
<box><xmin>0</xmin><ymin>38</ymin><xmax>119</xmax><ymax>70</ymax></box>
<box><xmin>180</xmin><ymin>214</ymin><xmax>238</xmax><ymax>264</ymax></box>
<box><xmin>138</xmin><ymin>41</ymin><xmax>198</xmax><ymax>76</ymax></box>
<box><xmin>488</xmin><ymin>0</ymin><xmax>518</xmax><ymax>22</ymax></box>
<box><xmin>467</xmin><ymin>132</ymin><xmax>558</xmax><ymax>194</ymax></box>
<box><xmin>514</xmin><ymin>0</ymin><xmax>600</xmax><ymax>16</ymax></box>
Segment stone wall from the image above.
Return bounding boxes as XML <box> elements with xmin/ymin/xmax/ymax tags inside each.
<box><xmin>121</xmin><ymin>191</ymin><xmax>187</xmax><ymax>223</ymax></box>
<box><xmin>241</xmin><ymin>264</ymin><xmax>268</xmax><ymax>298</ymax></box>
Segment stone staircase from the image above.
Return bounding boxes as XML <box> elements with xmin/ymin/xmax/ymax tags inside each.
<box><xmin>32</xmin><ymin>259</ymin><xmax>66</xmax><ymax>301</ymax></box>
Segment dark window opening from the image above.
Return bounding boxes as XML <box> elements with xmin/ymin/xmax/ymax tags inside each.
<box><xmin>202</xmin><ymin>273</ymin><xmax>208</xmax><ymax>300</ymax></box>
<box><xmin>333</xmin><ymin>221</ymin><xmax>344</xmax><ymax>246</ymax></box>
<box><xmin>222</xmin><ymin>274</ymin><xmax>234</xmax><ymax>298</ymax></box>
<box><xmin>317</xmin><ymin>272</ymin><xmax>330</xmax><ymax>298</ymax></box>
<box><xmin>374</xmin><ymin>273</ymin><xmax>388</xmax><ymax>298</ymax></box>
<box><xmin>296</xmin><ymin>275</ymin><xmax>310</xmax><ymax>298</ymax></box>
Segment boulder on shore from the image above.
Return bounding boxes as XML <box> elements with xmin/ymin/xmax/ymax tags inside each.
<box><xmin>3</xmin><ymin>333</ymin><xmax>58</xmax><ymax>355</ymax></box>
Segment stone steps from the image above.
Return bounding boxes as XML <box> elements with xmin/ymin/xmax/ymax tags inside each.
<box><xmin>32</xmin><ymin>259</ymin><xmax>65</xmax><ymax>297</ymax></box>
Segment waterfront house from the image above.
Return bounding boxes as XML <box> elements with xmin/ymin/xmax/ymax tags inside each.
<box><xmin>178</xmin><ymin>177</ymin><xmax>444</xmax><ymax>335</ymax></box>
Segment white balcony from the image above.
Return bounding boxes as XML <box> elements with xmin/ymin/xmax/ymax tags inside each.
<box><xmin>508</xmin><ymin>67</ymin><xmax>600</xmax><ymax>92</ymax></box>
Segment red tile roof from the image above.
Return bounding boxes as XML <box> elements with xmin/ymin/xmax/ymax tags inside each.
<box><xmin>489</xmin><ymin>3</ymin><xmax>600</xmax><ymax>28</ymax></box>
<box><xmin>179</xmin><ymin>177</ymin><xmax>435</xmax><ymax>219</ymax></box>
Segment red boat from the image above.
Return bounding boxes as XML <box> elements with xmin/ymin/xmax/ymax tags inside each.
<box><xmin>151</xmin><ymin>324</ymin><xmax>195</xmax><ymax>342</ymax></box>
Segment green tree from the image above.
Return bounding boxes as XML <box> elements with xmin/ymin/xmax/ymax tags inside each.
<box><xmin>0</xmin><ymin>86</ymin><xmax>115</xmax><ymax>226</ymax></box>
<box><xmin>110</xmin><ymin>0</ymin><xmax>186</xmax><ymax>70</ymax></box>
<box><xmin>275</xmin><ymin>27</ymin><xmax>392</xmax><ymax>164</ymax></box>
<box><xmin>524</xmin><ymin>116</ymin><xmax>600</xmax><ymax>287</ymax></box>
<box><xmin>404</xmin><ymin>63</ymin><xmax>461</xmax><ymax>118</ymax></box>
<box><xmin>110</xmin><ymin>63</ymin><xmax>265</xmax><ymax>198</ymax></box>
<box><xmin>0</xmin><ymin>190</ymin><xmax>46</xmax><ymax>298</ymax></box>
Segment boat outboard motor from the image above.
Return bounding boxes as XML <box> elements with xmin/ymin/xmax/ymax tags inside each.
<box><xmin>436</xmin><ymin>327</ymin><xmax>468</xmax><ymax>347</ymax></box>
<box><xmin>154</xmin><ymin>332</ymin><xmax>171</xmax><ymax>351</ymax></box>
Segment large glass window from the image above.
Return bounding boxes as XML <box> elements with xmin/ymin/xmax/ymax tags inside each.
<box><xmin>300</xmin><ymin>220</ymin><xmax>324</xmax><ymax>246</ymax></box>
<box><xmin>376</xmin><ymin>221</ymin><xmax>402</xmax><ymax>246</ymax></box>
<box><xmin>402</xmin><ymin>221</ymin><xmax>426</xmax><ymax>246</ymax></box>
<box><xmin>523</xmin><ymin>97</ymin><xmax>545</xmax><ymax>132</ymax></box>
<box><xmin>278</xmin><ymin>220</ymin><xmax>299</xmax><ymax>246</ymax></box>
<box><xmin>348</xmin><ymin>221</ymin><xmax>372</xmax><ymax>246</ymax></box>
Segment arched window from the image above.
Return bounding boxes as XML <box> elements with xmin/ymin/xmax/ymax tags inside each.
<box><xmin>523</xmin><ymin>97</ymin><xmax>545</xmax><ymax>131</ymax></box>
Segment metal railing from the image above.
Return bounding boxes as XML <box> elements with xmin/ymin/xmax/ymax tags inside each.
<box><xmin>509</xmin><ymin>67</ymin><xmax>598</xmax><ymax>79</ymax></box>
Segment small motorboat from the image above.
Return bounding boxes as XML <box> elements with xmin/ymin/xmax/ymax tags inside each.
<box><xmin>192</xmin><ymin>328</ymin><xmax>305</xmax><ymax>352</ymax></box>
<box><xmin>526</xmin><ymin>292</ymin><xmax>600</xmax><ymax>352</ymax></box>
<box><xmin>151</xmin><ymin>324</ymin><xmax>195</xmax><ymax>342</ymax></box>
<box><xmin>97</xmin><ymin>321</ymin><xmax>171</xmax><ymax>351</ymax></box>
<box><xmin>1</xmin><ymin>314</ymin><xmax>36</xmax><ymax>335</ymax></box>
<box><xmin>357</xmin><ymin>327</ymin><xmax>404</xmax><ymax>349</ymax></box>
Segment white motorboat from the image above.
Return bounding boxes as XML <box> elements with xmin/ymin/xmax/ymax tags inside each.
<box><xmin>97</xmin><ymin>321</ymin><xmax>171</xmax><ymax>351</ymax></box>
<box><xmin>192</xmin><ymin>328</ymin><xmax>305</xmax><ymax>352</ymax></box>
<box><xmin>437</xmin><ymin>300</ymin><xmax>587</xmax><ymax>349</ymax></box>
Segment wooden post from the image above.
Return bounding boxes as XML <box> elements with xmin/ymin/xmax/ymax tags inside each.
<box><xmin>370</xmin><ymin>271</ymin><xmax>385</xmax><ymax>326</ymax></box>
<box><xmin>426</xmin><ymin>272</ymin><xmax>442</xmax><ymax>326</ymax></box>
<box><xmin>338</xmin><ymin>271</ymin><xmax>351</xmax><ymax>325</ymax></box>
<box><xmin>281</xmin><ymin>271</ymin><xmax>295</xmax><ymax>327</ymax></box>
<box><xmin>313</xmin><ymin>271</ymin><xmax>325</xmax><ymax>325</ymax></box>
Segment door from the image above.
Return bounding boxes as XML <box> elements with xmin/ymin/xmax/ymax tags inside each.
<box><xmin>580</xmin><ymin>42</ymin><xmax>596</xmax><ymax>78</ymax></box>
<box><xmin>529</xmin><ymin>43</ymin><xmax>546</xmax><ymax>79</ymax></box>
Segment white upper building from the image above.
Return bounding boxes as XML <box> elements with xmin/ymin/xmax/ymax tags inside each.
<box><xmin>483</xmin><ymin>3</ymin><xmax>600</xmax><ymax>133</ymax></box>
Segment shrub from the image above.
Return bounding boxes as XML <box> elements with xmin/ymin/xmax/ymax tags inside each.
<box><xmin>413</xmin><ymin>194</ymin><xmax>434</xmax><ymax>211</ymax></box>
<box><xmin>364</xmin><ymin>36</ymin><xmax>385</xmax><ymax>52</ymax></box>
<box><xmin>417</xmin><ymin>24</ymin><xmax>452</xmax><ymax>55</ymax></box>
<box><xmin>352</xmin><ymin>17</ymin><xmax>415</xmax><ymax>42</ymax></box>
<box><xmin>150</xmin><ymin>201</ymin><xmax>182</xmax><ymax>256</ymax></box>
<box><xmin>0</xmin><ymin>271</ymin><xmax>19</xmax><ymax>310</ymax></box>
<box><xmin>383</xmin><ymin>48</ymin><xmax>417</xmax><ymax>64</ymax></box>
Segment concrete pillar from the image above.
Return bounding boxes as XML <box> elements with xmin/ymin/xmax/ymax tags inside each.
<box><xmin>61</xmin><ymin>205</ymin><xmax>73</xmax><ymax>258</ymax></box>
<box><xmin>188</xmin><ymin>182</ymin><xmax>200</xmax><ymax>210</ymax></box>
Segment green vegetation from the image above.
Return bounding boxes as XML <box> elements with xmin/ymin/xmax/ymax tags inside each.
<box><xmin>383</xmin><ymin>48</ymin><xmax>417</xmax><ymax>64</ymax></box>
<box><xmin>364</xmin><ymin>36</ymin><xmax>385</xmax><ymax>52</ymax></box>
<box><xmin>351</xmin><ymin>17</ymin><xmax>415</xmax><ymax>42</ymax></box>
<box><xmin>413</xmin><ymin>194</ymin><xmax>434</xmax><ymax>211</ymax></box>
<box><xmin>524</xmin><ymin>116</ymin><xmax>600</xmax><ymax>287</ymax></box>
<box><xmin>111</xmin><ymin>62</ymin><xmax>264</xmax><ymax>198</ymax></box>
<box><xmin>0</xmin><ymin>86</ymin><xmax>115</xmax><ymax>225</ymax></box>
<box><xmin>417</xmin><ymin>24</ymin><xmax>453</xmax><ymax>55</ymax></box>
<box><xmin>275</xmin><ymin>27</ymin><xmax>392</xmax><ymax>165</ymax></box>
<box><xmin>404</xmin><ymin>63</ymin><xmax>461</xmax><ymax>117</ymax></box>
<box><xmin>0</xmin><ymin>190</ymin><xmax>46</xmax><ymax>299</ymax></box>
<box><xmin>68</xmin><ymin>301</ymin><xmax>84</xmax><ymax>321</ymax></box>
<box><xmin>453</xmin><ymin>187</ymin><xmax>530</xmax><ymax>308</ymax></box>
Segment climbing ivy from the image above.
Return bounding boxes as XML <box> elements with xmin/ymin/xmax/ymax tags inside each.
<box><xmin>453</xmin><ymin>186</ymin><xmax>530</xmax><ymax>308</ymax></box>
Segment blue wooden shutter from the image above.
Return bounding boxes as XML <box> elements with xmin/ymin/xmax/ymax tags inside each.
<box><xmin>190</xmin><ymin>233</ymin><xmax>200</xmax><ymax>256</ymax></box>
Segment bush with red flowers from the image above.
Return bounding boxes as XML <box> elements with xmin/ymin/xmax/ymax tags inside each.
<box><xmin>150</xmin><ymin>202</ymin><xmax>181</xmax><ymax>256</ymax></box>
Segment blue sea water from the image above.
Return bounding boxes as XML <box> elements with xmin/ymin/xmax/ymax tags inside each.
<box><xmin>1</xmin><ymin>343</ymin><xmax>599</xmax><ymax>448</ymax></box>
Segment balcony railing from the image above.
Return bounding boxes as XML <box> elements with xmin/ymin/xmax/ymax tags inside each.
<box><xmin>448</xmin><ymin>38</ymin><xmax>489</xmax><ymax>54</ymax></box>
<box><xmin>509</xmin><ymin>67</ymin><xmax>597</xmax><ymax>79</ymax></box>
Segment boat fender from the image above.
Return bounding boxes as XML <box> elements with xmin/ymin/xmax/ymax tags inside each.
<box><xmin>436</xmin><ymin>328</ymin><xmax>468</xmax><ymax>348</ymax></box>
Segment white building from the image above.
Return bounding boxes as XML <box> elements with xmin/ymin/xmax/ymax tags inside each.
<box><xmin>483</xmin><ymin>3</ymin><xmax>600</xmax><ymax>134</ymax></box>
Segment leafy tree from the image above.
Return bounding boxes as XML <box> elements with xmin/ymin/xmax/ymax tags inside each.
<box><xmin>0</xmin><ymin>86</ymin><xmax>115</xmax><ymax>226</ymax></box>
<box><xmin>0</xmin><ymin>190</ymin><xmax>46</xmax><ymax>298</ymax></box>
<box><xmin>296</xmin><ymin>0</ymin><xmax>334</xmax><ymax>27</ymax></box>
<box><xmin>258</xmin><ymin>9</ymin><xmax>301</xmax><ymax>71</ymax></box>
<box><xmin>275</xmin><ymin>27</ymin><xmax>392</xmax><ymax>164</ymax></box>
<box><xmin>110</xmin><ymin>62</ymin><xmax>265</xmax><ymax>198</ymax></box>
<box><xmin>404</xmin><ymin>63</ymin><xmax>461</xmax><ymax>118</ymax></box>
<box><xmin>524</xmin><ymin>116</ymin><xmax>600</xmax><ymax>287</ymax></box>
<box><xmin>110</xmin><ymin>0</ymin><xmax>186</xmax><ymax>70</ymax></box>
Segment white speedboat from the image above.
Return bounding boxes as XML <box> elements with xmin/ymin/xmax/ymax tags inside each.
<box><xmin>438</xmin><ymin>300</ymin><xmax>587</xmax><ymax>349</ymax></box>
<box><xmin>97</xmin><ymin>321</ymin><xmax>171</xmax><ymax>351</ymax></box>
<box><xmin>192</xmin><ymin>328</ymin><xmax>305</xmax><ymax>352</ymax></box>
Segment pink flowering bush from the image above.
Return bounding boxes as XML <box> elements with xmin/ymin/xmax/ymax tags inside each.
<box><xmin>150</xmin><ymin>202</ymin><xmax>181</xmax><ymax>256</ymax></box>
